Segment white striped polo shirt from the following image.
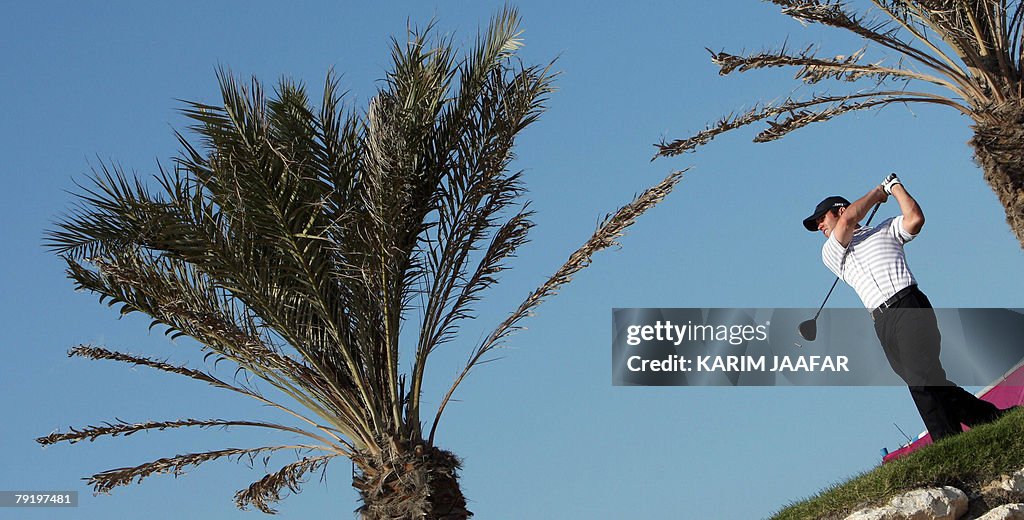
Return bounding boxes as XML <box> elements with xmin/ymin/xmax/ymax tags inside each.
<box><xmin>821</xmin><ymin>216</ymin><xmax>917</xmax><ymax>309</ymax></box>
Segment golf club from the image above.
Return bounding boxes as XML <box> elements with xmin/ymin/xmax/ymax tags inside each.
<box><xmin>798</xmin><ymin>201</ymin><xmax>882</xmax><ymax>341</ymax></box>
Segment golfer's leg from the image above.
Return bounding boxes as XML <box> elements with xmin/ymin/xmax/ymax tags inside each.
<box><xmin>897</xmin><ymin>295</ymin><xmax>1000</xmax><ymax>427</ymax></box>
<box><xmin>908</xmin><ymin>386</ymin><xmax>959</xmax><ymax>440</ymax></box>
<box><xmin>945</xmin><ymin>386</ymin><xmax>1000</xmax><ymax>427</ymax></box>
<box><xmin>890</xmin><ymin>307</ymin><xmax>961</xmax><ymax>438</ymax></box>
<box><xmin>894</xmin><ymin>307</ymin><xmax>948</xmax><ymax>386</ymax></box>
<box><xmin>874</xmin><ymin>315</ymin><xmax>910</xmax><ymax>383</ymax></box>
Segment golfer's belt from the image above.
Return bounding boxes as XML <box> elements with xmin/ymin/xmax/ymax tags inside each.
<box><xmin>870</xmin><ymin>284</ymin><xmax>919</xmax><ymax>322</ymax></box>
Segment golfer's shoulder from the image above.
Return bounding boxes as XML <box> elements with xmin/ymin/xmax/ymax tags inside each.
<box><xmin>875</xmin><ymin>216</ymin><xmax>916</xmax><ymax>242</ymax></box>
<box><xmin>865</xmin><ymin>217</ymin><xmax>900</xmax><ymax>237</ymax></box>
<box><xmin>821</xmin><ymin>234</ymin><xmax>846</xmax><ymax>264</ymax></box>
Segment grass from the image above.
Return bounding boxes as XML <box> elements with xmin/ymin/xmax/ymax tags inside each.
<box><xmin>770</xmin><ymin>408</ymin><xmax>1024</xmax><ymax>520</ymax></box>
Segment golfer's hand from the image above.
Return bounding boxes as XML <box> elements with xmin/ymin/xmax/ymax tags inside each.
<box><xmin>874</xmin><ymin>185</ymin><xmax>889</xmax><ymax>204</ymax></box>
<box><xmin>881</xmin><ymin>173</ymin><xmax>902</xmax><ymax>195</ymax></box>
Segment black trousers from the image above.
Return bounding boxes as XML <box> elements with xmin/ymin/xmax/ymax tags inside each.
<box><xmin>873</xmin><ymin>286</ymin><xmax>1000</xmax><ymax>440</ymax></box>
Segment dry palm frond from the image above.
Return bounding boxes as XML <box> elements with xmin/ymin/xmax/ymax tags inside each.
<box><xmin>753</xmin><ymin>96</ymin><xmax>898</xmax><ymax>142</ymax></box>
<box><xmin>67</xmin><ymin>344</ymin><xmax>353</xmax><ymax>451</ymax></box>
<box><xmin>37</xmin><ymin>419</ymin><xmax>321</xmax><ymax>446</ymax></box>
<box><xmin>87</xmin><ymin>445</ymin><xmax>326</xmax><ymax>494</ymax></box>
<box><xmin>712</xmin><ymin>47</ymin><xmax>920</xmax><ymax>84</ymax></box>
<box><xmin>655</xmin><ymin>92</ymin><xmax>948</xmax><ymax>157</ymax></box>
<box><xmin>68</xmin><ymin>344</ymin><xmax>273</xmax><ymax>408</ymax></box>
<box><xmin>654</xmin><ymin>0</ymin><xmax>1024</xmax><ymax>160</ymax></box>
<box><xmin>234</xmin><ymin>455</ymin><xmax>335</xmax><ymax>514</ymax></box>
<box><xmin>69</xmin><ymin>345</ymin><xmax>237</xmax><ymax>389</ymax></box>
<box><xmin>657</xmin><ymin>100</ymin><xmax>793</xmax><ymax>157</ymax></box>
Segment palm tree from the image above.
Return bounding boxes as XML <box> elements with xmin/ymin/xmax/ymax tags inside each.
<box><xmin>41</xmin><ymin>9</ymin><xmax>682</xmax><ymax>518</ymax></box>
<box><xmin>655</xmin><ymin>0</ymin><xmax>1024</xmax><ymax>248</ymax></box>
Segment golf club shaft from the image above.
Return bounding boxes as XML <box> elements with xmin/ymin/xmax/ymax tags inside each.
<box><xmin>812</xmin><ymin>278</ymin><xmax>841</xmax><ymax>320</ymax></box>
<box><xmin>812</xmin><ymin>201</ymin><xmax>882</xmax><ymax>318</ymax></box>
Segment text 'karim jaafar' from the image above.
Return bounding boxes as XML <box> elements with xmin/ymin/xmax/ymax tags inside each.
<box><xmin>626</xmin><ymin>354</ymin><xmax>849</xmax><ymax>373</ymax></box>
<box><xmin>623</xmin><ymin>320</ymin><xmax>848</xmax><ymax>373</ymax></box>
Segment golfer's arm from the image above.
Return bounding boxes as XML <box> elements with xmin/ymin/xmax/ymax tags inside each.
<box><xmin>833</xmin><ymin>186</ymin><xmax>888</xmax><ymax>247</ymax></box>
<box><xmin>891</xmin><ymin>183</ymin><xmax>924</xmax><ymax>234</ymax></box>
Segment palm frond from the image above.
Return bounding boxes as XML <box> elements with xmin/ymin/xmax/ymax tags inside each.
<box><xmin>406</xmin><ymin>51</ymin><xmax>556</xmax><ymax>434</ymax></box>
<box><xmin>709</xmin><ymin>46</ymin><xmax>947</xmax><ymax>85</ymax></box>
<box><xmin>68</xmin><ymin>344</ymin><xmax>245</xmax><ymax>390</ymax></box>
<box><xmin>748</xmin><ymin>93</ymin><xmax>965</xmax><ymax>142</ymax></box>
<box><xmin>656</xmin><ymin>93</ymin><xmax>864</xmax><ymax>157</ymax></box>
<box><xmin>653</xmin><ymin>0</ymin><xmax>1024</xmax><ymax>159</ymax></box>
<box><xmin>429</xmin><ymin>168</ymin><xmax>685</xmax><ymax>443</ymax></box>
<box><xmin>768</xmin><ymin>0</ymin><xmax>954</xmax><ymax>73</ymax></box>
<box><xmin>66</xmin><ymin>345</ymin><xmax>354</xmax><ymax>450</ymax></box>
<box><xmin>37</xmin><ymin>419</ymin><xmax>331</xmax><ymax>447</ymax></box>
<box><xmin>234</xmin><ymin>455</ymin><xmax>335</xmax><ymax>514</ymax></box>
<box><xmin>87</xmin><ymin>445</ymin><xmax>327</xmax><ymax>495</ymax></box>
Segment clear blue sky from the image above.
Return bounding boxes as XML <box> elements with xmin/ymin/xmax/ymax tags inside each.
<box><xmin>4</xmin><ymin>1</ymin><xmax>1023</xmax><ymax>519</ymax></box>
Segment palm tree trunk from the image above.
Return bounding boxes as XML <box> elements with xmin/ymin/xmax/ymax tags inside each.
<box><xmin>970</xmin><ymin>101</ymin><xmax>1024</xmax><ymax>250</ymax></box>
<box><xmin>353</xmin><ymin>443</ymin><xmax>470</xmax><ymax>520</ymax></box>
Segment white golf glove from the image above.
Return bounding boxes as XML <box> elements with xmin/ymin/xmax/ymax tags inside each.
<box><xmin>881</xmin><ymin>173</ymin><xmax>901</xmax><ymax>195</ymax></box>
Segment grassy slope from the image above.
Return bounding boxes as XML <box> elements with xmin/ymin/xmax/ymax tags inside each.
<box><xmin>771</xmin><ymin>408</ymin><xmax>1024</xmax><ymax>520</ymax></box>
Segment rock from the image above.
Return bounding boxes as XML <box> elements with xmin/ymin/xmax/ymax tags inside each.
<box><xmin>976</xmin><ymin>504</ymin><xmax>1024</xmax><ymax>520</ymax></box>
<box><xmin>887</xmin><ymin>487</ymin><xmax>968</xmax><ymax>519</ymax></box>
<box><xmin>983</xmin><ymin>475</ymin><xmax>1015</xmax><ymax>495</ymax></box>
<box><xmin>845</xmin><ymin>507</ymin><xmax>900</xmax><ymax>520</ymax></box>
<box><xmin>986</xmin><ymin>468</ymin><xmax>1024</xmax><ymax>494</ymax></box>
<box><xmin>843</xmin><ymin>486</ymin><xmax>968</xmax><ymax>520</ymax></box>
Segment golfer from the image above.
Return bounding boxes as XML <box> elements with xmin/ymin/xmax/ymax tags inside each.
<box><xmin>803</xmin><ymin>174</ymin><xmax>1003</xmax><ymax>440</ymax></box>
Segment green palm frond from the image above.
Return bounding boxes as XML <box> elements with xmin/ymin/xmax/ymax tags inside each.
<box><xmin>429</xmin><ymin>168</ymin><xmax>685</xmax><ymax>443</ymax></box>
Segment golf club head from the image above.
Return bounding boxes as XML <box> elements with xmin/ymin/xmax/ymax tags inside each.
<box><xmin>798</xmin><ymin>319</ymin><xmax>817</xmax><ymax>342</ymax></box>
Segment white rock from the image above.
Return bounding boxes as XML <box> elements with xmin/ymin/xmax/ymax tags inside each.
<box><xmin>976</xmin><ymin>504</ymin><xmax>1024</xmax><ymax>520</ymax></box>
<box><xmin>1008</xmin><ymin>469</ymin><xmax>1024</xmax><ymax>493</ymax></box>
<box><xmin>845</xmin><ymin>506</ymin><xmax>901</xmax><ymax>520</ymax></box>
<box><xmin>843</xmin><ymin>487</ymin><xmax>968</xmax><ymax>520</ymax></box>
<box><xmin>888</xmin><ymin>487</ymin><xmax>968</xmax><ymax>519</ymax></box>
<box><xmin>985</xmin><ymin>468</ymin><xmax>1024</xmax><ymax>493</ymax></box>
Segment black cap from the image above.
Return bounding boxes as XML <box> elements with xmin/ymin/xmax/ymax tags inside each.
<box><xmin>803</xmin><ymin>196</ymin><xmax>850</xmax><ymax>231</ymax></box>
